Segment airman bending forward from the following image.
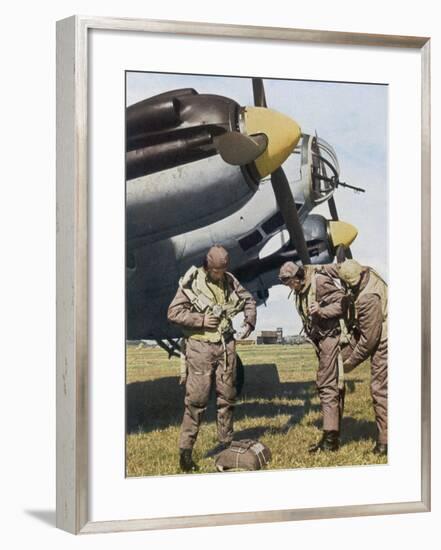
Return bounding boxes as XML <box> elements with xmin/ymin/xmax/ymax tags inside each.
<box><xmin>167</xmin><ymin>245</ymin><xmax>256</xmax><ymax>472</ymax></box>
<box><xmin>334</xmin><ymin>260</ymin><xmax>388</xmax><ymax>456</ymax></box>
<box><xmin>279</xmin><ymin>261</ymin><xmax>346</xmax><ymax>452</ymax></box>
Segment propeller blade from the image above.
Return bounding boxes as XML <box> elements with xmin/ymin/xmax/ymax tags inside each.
<box><xmin>328</xmin><ymin>195</ymin><xmax>339</xmax><ymax>221</ymax></box>
<box><xmin>270</xmin><ymin>167</ymin><xmax>310</xmax><ymax>264</ymax></box>
<box><xmin>214</xmin><ymin>131</ymin><xmax>268</xmax><ymax>165</ymax></box>
<box><xmin>336</xmin><ymin>245</ymin><xmax>347</xmax><ymax>263</ymax></box>
<box><xmin>252</xmin><ymin>78</ymin><xmax>267</xmax><ymax>108</ymax></box>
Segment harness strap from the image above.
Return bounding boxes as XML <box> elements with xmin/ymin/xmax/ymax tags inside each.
<box><xmin>309</xmin><ymin>269</ymin><xmax>317</xmax><ymax>305</ymax></box>
<box><xmin>180</xmin><ymin>339</ymin><xmax>187</xmax><ymax>379</ymax></box>
<box><xmin>221</xmin><ymin>334</ymin><xmax>228</xmax><ymax>371</ymax></box>
<box><xmin>369</xmin><ymin>267</ymin><xmax>388</xmax><ymax>287</ymax></box>
<box><xmin>337</xmin><ymin>351</ymin><xmax>345</xmax><ymax>390</ymax></box>
<box><xmin>339</xmin><ymin>318</ymin><xmax>354</xmax><ymax>347</ymax></box>
<box><xmin>295</xmin><ymin>268</ymin><xmax>317</xmax><ymax>335</ymax></box>
<box><xmin>180</xmin><ymin>282</ymin><xmax>212</xmax><ymax>312</ymax></box>
<box><xmin>255</xmin><ymin>448</ymin><xmax>263</xmax><ymax>468</ymax></box>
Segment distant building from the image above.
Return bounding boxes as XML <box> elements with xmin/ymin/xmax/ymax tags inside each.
<box><xmin>256</xmin><ymin>328</ymin><xmax>283</xmax><ymax>345</ymax></box>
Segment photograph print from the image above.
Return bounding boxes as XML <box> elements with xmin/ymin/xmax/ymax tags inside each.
<box><xmin>125</xmin><ymin>71</ymin><xmax>388</xmax><ymax>476</ymax></box>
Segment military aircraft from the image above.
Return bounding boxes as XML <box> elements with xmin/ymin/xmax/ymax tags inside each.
<box><xmin>126</xmin><ymin>77</ymin><xmax>363</xmax><ymax>356</ymax></box>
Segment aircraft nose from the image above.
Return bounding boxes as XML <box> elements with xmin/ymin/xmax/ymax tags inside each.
<box><xmin>242</xmin><ymin>107</ymin><xmax>301</xmax><ymax>178</ymax></box>
<box><xmin>328</xmin><ymin>220</ymin><xmax>358</xmax><ymax>249</ymax></box>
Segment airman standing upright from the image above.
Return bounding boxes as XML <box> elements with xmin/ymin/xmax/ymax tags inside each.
<box><xmin>168</xmin><ymin>245</ymin><xmax>256</xmax><ymax>472</ymax></box>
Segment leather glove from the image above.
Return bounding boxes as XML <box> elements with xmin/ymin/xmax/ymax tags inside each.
<box><xmin>308</xmin><ymin>301</ymin><xmax>321</xmax><ymax>316</ymax></box>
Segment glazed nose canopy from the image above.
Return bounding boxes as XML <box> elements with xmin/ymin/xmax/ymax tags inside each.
<box><xmin>328</xmin><ymin>220</ymin><xmax>358</xmax><ymax>250</ymax></box>
<box><xmin>243</xmin><ymin>107</ymin><xmax>301</xmax><ymax>178</ymax></box>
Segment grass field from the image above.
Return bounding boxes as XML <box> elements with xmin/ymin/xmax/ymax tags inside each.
<box><xmin>126</xmin><ymin>343</ymin><xmax>386</xmax><ymax>477</ymax></box>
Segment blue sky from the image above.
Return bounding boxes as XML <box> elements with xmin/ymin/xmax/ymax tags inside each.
<box><xmin>127</xmin><ymin>72</ymin><xmax>388</xmax><ymax>334</ymax></box>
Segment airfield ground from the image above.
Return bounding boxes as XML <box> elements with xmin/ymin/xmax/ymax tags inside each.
<box><xmin>126</xmin><ymin>343</ymin><xmax>387</xmax><ymax>477</ymax></box>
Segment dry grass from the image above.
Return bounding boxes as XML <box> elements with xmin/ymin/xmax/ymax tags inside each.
<box><xmin>126</xmin><ymin>343</ymin><xmax>386</xmax><ymax>477</ymax></box>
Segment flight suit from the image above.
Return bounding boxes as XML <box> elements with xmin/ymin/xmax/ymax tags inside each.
<box><xmin>294</xmin><ymin>267</ymin><xmax>345</xmax><ymax>432</ymax></box>
<box><xmin>167</xmin><ymin>270</ymin><xmax>256</xmax><ymax>450</ymax></box>
<box><xmin>340</xmin><ymin>268</ymin><xmax>388</xmax><ymax>445</ymax></box>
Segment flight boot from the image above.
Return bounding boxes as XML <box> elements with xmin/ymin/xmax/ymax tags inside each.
<box><xmin>308</xmin><ymin>430</ymin><xmax>340</xmax><ymax>453</ymax></box>
<box><xmin>372</xmin><ymin>442</ymin><xmax>388</xmax><ymax>456</ymax></box>
<box><xmin>179</xmin><ymin>448</ymin><xmax>199</xmax><ymax>472</ymax></box>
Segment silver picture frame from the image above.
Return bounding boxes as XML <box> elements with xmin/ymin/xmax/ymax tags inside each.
<box><xmin>56</xmin><ymin>15</ymin><xmax>431</xmax><ymax>535</ymax></box>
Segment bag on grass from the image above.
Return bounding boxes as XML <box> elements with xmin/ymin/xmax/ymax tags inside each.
<box><xmin>215</xmin><ymin>439</ymin><xmax>272</xmax><ymax>472</ymax></box>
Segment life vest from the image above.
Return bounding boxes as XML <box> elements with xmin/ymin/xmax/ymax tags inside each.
<box><xmin>353</xmin><ymin>268</ymin><xmax>388</xmax><ymax>340</ymax></box>
<box><xmin>179</xmin><ymin>266</ymin><xmax>245</xmax><ymax>342</ymax></box>
<box><xmin>294</xmin><ymin>266</ymin><xmax>317</xmax><ymax>336</ymax></box>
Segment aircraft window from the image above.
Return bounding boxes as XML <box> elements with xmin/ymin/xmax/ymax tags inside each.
<box><xmin>261</xmin><ymin>205</ymin><xmax>302</xmax><ymax>235</ymax></box>
<box><xmin>239</xmin><ymin>230</ymin><xmax>263</xmax><ymax>251</ymax></box>
<box><xmin>261</xmin><ymin>212</ymin><xmax>284</xmax><ymax>234</ymax></box>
